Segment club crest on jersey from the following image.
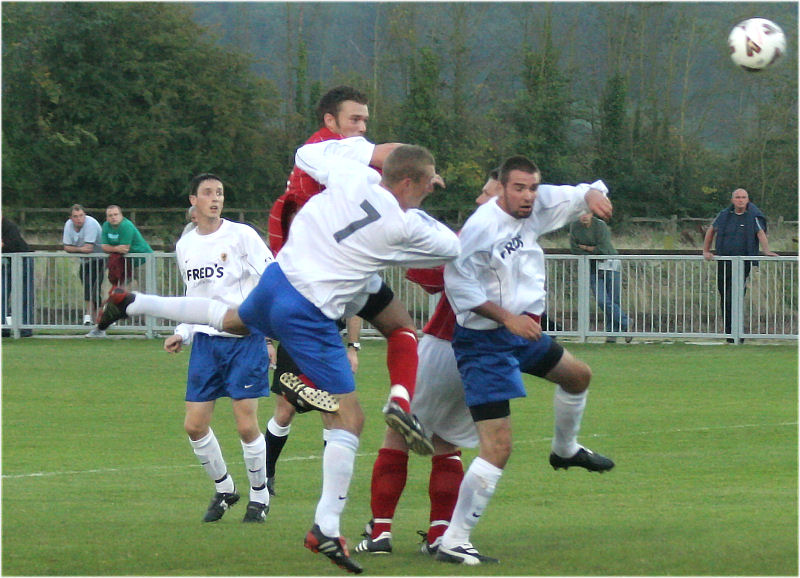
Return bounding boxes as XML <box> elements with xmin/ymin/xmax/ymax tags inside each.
<box><xmin>220</xmin><ymin>253</ymin><xmax>227</xmax><ymax>262</ymax></box>
<box><xmin>499</xmin><ymin>234</ymin><xmax>523</xmax><ymax>259</ymax></box>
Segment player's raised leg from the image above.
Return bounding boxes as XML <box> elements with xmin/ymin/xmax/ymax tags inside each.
<box><xmin>543</xmin><ymin>349</ymin><xmax>614</xmax><ymax>472</ymax></box>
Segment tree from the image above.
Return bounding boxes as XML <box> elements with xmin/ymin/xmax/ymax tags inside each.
<box><xmin>504</xmin><ymin>7</ymin><xmax>573</xmax><ymax>182</ymax></box>
<box><xmin>2</xmin><ymin>3</ymin><xmax>286</xmax><ymax>208</ymax></box>
<box><xmin>729</xmin><ymin>74</ymin><xmax>799</xmax><ymax>217</ymax></box>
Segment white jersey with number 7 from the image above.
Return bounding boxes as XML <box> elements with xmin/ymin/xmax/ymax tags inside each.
<box><xmin>276</xmin><ymin>137</ymin><xmax>461</xmax><ymax>320</ymax></box>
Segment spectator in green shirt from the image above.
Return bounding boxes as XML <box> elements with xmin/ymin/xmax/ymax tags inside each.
<box><xmin>569</xmin><ymin>212</ymin><xmax>632</xmax><ymax>343</ymax></box>
<box><xmin>101</xmin><ymin>205</ymin><xmax>153</xmax><ymax>286</ymax></box>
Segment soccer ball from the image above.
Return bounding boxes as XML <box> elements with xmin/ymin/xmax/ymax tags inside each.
<box><xmin>728</xmin><ymin>18</ymin><xmax>787</xmax><ymax>71</ymax></box>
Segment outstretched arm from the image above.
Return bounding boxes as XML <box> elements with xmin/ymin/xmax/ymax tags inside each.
<box><xmin>585</xmin><ymin>188</ymin><xmax>613</xmax><ymax>221</ymax></box>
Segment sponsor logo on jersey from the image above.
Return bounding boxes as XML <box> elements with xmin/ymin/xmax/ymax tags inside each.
<box><xmin>186</xmin><ymin>265</ymin><xmax>224</xmax><ymax>281</ymax></box>
<box><xmin>499</xmin><ymin>234</ymin><xmax>523</xmax><ymax>259</ymax></box>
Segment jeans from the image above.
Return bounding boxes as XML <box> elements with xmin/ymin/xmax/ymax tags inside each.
<box><xmin>590</xmin><ymin>268</ymin><xmax>630</xmax><ymax>332</ymax></box>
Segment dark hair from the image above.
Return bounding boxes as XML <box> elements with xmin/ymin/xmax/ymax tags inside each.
<box><xmin>70</xmin><ymin>204</ymin><xmax>85</xmax><ymax>214</ymax></box>
<box><xmin>498</xmin><ymin>156</ymin><xmax>539</xmax><ymax>185</ymax></box>
<box><xmin>315</xmin><ymin>86</ymin><xmax>369</xmax><ymax>126</ymax></box>
<box><xmin>190</xmin><ymin>173</ymin><xmax>222</xmax><ymax>196</ymax></box>
<box><xmin>382</xmin><ymin>145</ymin><xmax>435</xmax><ymax>187</ymax></box>
<box><xmin>488</xmin><ymin>167</ymin><xmax>500</xmax><ymax>181</ymax></box>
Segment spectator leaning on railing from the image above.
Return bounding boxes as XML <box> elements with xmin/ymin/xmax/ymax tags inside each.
<box><xmin>569</xmin><ymin>212</ymin><xmax>632</xmax><ymax>343</ymax></box>
<box><xmin>101</xmin><ymin>205</ymin><xmax>153</xmax><ymax>288</ymax></box>
<box><xmin>63</xmin><ymin>204</ymin><xmax>105</xmax><ymax>333</ymax></box>
<box><xmin>703</xmin><ymin>188</ymin><xmax>778</xmax><ymax>343</ymax></box>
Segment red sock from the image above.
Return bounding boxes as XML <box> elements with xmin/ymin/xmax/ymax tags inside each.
<box><xmin>297</xmin><ymin>374</ymin><xmax>316</xmax><ymax>388</ymax></box>
<box><xmin>386</xmin><ymin>327</ymin><xmax>418</xmax><ymax>413</ymax></box>
<box><xmin>427</xmin><ymin>451</ymin><xmax>464</xmax><ymax>544</ymax></box>
<box><xmin>370</xmin><ymin>448</ymin><xmax>408</xmax><ymax>538</ymax></box>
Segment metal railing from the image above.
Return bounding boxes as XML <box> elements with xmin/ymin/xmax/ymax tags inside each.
<box><xmin>2</xmin><ymin>252</ymin><xmax>797</xmax><ymax>342</ymax></box>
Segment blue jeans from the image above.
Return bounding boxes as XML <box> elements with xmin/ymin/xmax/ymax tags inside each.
<box><xmin>590</xmin><ymin>269</ymin><xmax>629</xmax><ymax>332</ymax></box>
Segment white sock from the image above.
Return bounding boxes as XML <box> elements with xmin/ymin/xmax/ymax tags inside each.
<box><xmin>552</xmin><ymin>386</ymin><xmax>587</xmax><ymax>458</ymax></box>
<box><xmin>314</xmin><ymin>429</ymin><xmax>359</xmax><ymax>537</ymax></box>
<box><xmin>441</xmin><ymin>457</ymin><xmax>503</xmax><ymax>548</ymax></box>
<box><xmin>127</xmin><ymin>294</ymin><xmax>228</xmax><ymax>331</ymax></box>
<box><xmin>241</xmin><ymin>435</ymin><xmax>268</xmax><ymax>504</ymax></box>
<box><xmin>267</xmin><ymin>417</ymin><xmax>291</xmax><ymax>437</ymax></box>
<box><xmin>189</xmin><ymin>429</ymin><xmax>234</xmax><ymax>493</ymax></box>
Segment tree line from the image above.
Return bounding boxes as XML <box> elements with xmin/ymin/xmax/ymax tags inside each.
<box><xmin>2</xmin><ymin>2</ymin><xmax>797</xmax><ymax>224</ymax></box>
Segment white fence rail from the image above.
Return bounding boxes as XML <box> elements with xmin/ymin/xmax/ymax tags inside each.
<box><xmin>2</xmin><ymin>252</ymin><xmax>797</xmax><ymax>342</ymax></box>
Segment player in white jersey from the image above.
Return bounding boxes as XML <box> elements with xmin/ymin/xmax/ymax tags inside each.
<box><xmin>354</xmin><ymin>170</ymin><xmax>503</xmax><ymax>557</ymax></box>
<box><xmin>169</xmin><ymin>173</ymin><xmax>275</xmax><ymax>523</ymax></box>
<box><xmin>436</xmin><ymin>155</ymin><xmax>616</xmax><ymax>565</ymax></box>
<box><xmin>96</xmin><ymin>142</ymin><xmax>460</xmax><ymax>574</ymax></box>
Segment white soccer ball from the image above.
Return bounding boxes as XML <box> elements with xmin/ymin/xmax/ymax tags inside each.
<box><xmin>728</xmin><ymin>18</ymin><xmax>787</xmax><ymax>71</ymax></box>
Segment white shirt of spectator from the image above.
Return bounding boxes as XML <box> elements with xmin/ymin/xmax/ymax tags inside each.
<box><xmin>63</xmin><ymin>215</ymin><xmax>103</xmax><ymax>253</ymax></box>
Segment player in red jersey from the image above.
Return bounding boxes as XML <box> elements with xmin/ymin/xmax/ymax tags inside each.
<box><xmin>265</xmin><ymin>87</ymin><xmax>433</xmax><ymax>498</ymax></box>
<box><xmin>354</xmin><ymin>170</ymin><xmax>503</xmax><ymax>556</ymax></box>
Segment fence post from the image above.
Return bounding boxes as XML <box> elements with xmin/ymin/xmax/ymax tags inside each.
<box><xmin>731</xmin><ymin>256</ymin><xmax>743</xmax><ymax>343</ymax></box>
<box><xmin>10</xmin><ymin>254</ymin><xmax>23</xmax><ymax>338</ymax></box>
<box><xmin>144</xmin><ymin>253</ymin><xmax>157</xmax><ymax>339</ymax></box>
<box><xmin>577</xmin><ymin>256</ymin><xmax>590</xmax><ymax>342</ymax></box>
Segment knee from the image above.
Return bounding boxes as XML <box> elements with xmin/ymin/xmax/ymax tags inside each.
<box><xmin>237</xmin><ymin>423</ymin><xmax>262</xmax><ymax>444</ymax></box>
<box><xmin>482</xmin><ymin>437</ymin><xmax>512</xmax><ymax>468</ymax></box>
<box><xmin>274</xmin><ymin>397</ymin><xmax>296</xmax><ymax>426</ymax></box>
<box><xmin>184</xmin><ymin>418</ymin><xmax>208</xmax><ymax>441</ymax></box>
<box><xmin>564</xmin><ymin>361</ymin><xmax>592</xmax><ymax>394</ymax></box>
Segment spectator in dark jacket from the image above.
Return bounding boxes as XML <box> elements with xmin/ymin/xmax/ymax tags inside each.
<box><xmin>703</xmin><ymin>188</ymin><xmax>778</xmax><ymax>342</ymax></box>
<box><xmin>2</xmin><ymin>216</ymin><xmax>34</xmax><ymax>337</ymax></box>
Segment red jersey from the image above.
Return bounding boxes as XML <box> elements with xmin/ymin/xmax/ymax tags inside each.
<box><xmin>267</xmin><ymin>127</ymin><xmax>343</xmax><ymax>254</ymax></box>
<box><xmin>405</xmin><ymin>266</ymin><xmax>456</xmax><ymax>341</ymax></box>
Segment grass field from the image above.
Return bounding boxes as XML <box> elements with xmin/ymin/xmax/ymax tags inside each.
<box><xmin>2</xmin><ymin>338</ymin><xmax>797</xmax><ymax>576</ymax></box>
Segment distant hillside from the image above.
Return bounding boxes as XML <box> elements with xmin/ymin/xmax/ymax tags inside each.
<box><xmin>190</xmin><ymin>1</ymin><xmax>797</xmax><ymax>152</ymax></box>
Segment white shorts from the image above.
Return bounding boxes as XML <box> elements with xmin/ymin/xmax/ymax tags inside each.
<box><xmin>410</xmin><ymin>334</ymin><xmax>479</xmax><ymax>448</ymax></box>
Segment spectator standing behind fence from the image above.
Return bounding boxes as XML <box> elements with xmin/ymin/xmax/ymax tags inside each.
<box><xmin>703</xmin><ymin>188</ymin><xmax>778</xmax><ymax>343</ymax></box>
<box><xmin>62</xmin><ymin>204</ymin><xmax>106</xmax><ymax>336</ymax></box>
<box><xmin>569</xmin><ymin>212</ymin><xmax>632</xmax><ymax>343</ymax></box>
<box><xmin>101</xmin><ymin>205</ymin><xmax>153</xmax><ymax>288</ymax></box>
<box><xmin>1</xmin><ymin>216</ymin><xmax>34</xmax><ymax>337</ymax></box>
<box><xmin>181</xmin><ymin>205</ymin><xmax>198</xmax><ymax>238</ymax></box>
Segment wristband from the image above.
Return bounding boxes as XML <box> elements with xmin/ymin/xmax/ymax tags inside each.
<box><xmin>347</xmin><ymin>342</ymin><xmax>361</xmax><ymax>351</ymax></box>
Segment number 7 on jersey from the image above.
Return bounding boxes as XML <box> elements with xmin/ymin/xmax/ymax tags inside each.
<box><xmin>333</xmin><ymin>200</ymin><xmax>381</xmax><ymax>243</ymax></box>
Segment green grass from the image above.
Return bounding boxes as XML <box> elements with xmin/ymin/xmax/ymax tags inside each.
<box><xmin>2</xmin><ymin>338</ymin><xmax>797</xmax><ymax>575</ymax></box>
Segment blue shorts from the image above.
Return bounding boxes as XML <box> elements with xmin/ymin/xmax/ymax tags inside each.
<box><xmin>452</xmin><ymin>325</ymin><xmax>563</xmax><ymax>408</ymax></box>
<box><xmin>186</xmin><ymin>333</ymin><xmax>270</xmax><ymax>402</ymax></box>
<box><xmin>238</xmin><ymin>263</ymin><xmax>355</xmax><ymax>395</ymax></box>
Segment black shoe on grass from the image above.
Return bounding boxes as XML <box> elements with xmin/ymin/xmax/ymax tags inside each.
<box><xmin>353</xmin><ymin>531</ymin><xmax>392</xmax><ymax>554</ymax></box>
<box><xmin>549</xmin><ymin>446</ymin><xmax>614</xmax><ymax>472</ymax></box>
<box><xmin>202</xmin><ymin>491</ymin><xmax>240</xmax><ymax>522</ymax></box>
<box><xmin>304</xmin><ymin>524</ymin><xmax>363</xmax><ymax>574</ymax></box>
<box><xmin>242</xmin><ymin>501</ymin><xmax>269</xmax><ymax>523</ymax></box>
<box><xmin>436</xmin><ymin>542</ymin><xmax>498</xmax><ymax>565</ymax></box>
